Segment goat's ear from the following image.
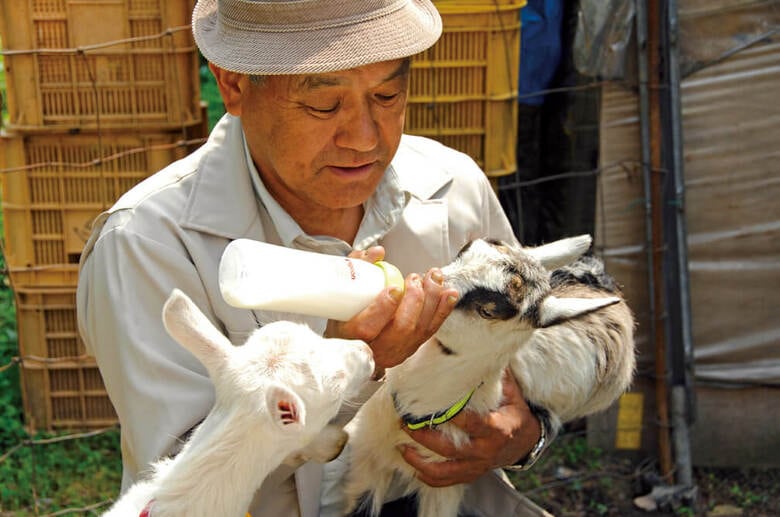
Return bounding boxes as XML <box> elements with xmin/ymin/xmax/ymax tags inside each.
<box><xmin>162</xmin><ymin>289</ymin><xmax>232</xmax><ymax>373</ymax></box>
<box><xmin>537</xmin><ymin>295</ymin><xmax>621</xmax><ymax>327</ymax></box>
<box><xmin>525</xmin><ymin>235</ymin><xmax>592</xmax><ymax>270</ymax></box>
<box><xmin>267</xmin><ymin>383</ymin><xmax>307</xmax><ymax>431</ymax></box>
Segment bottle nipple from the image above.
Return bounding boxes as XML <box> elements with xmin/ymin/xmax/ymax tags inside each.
<box><xmin>374</xmin><ymin>261</ymin><xmax>405</xmax><ymax>293</ymax></box>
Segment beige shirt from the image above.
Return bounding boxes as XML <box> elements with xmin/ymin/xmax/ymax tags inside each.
<box><xmin>77</xmin><ymin>114</ymin><xmax>548</xmax><ymax>516</ymax></box>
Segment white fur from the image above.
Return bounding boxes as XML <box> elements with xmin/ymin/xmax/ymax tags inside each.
<box><xmin>104</xmin><ymin>289</ymin><xmax>374</xmax><ymax>517</ymax></box>
<box><xmin>343</xmin><ymin>236</ymin><xmax>635</xmax><ymax>517</ymax></box>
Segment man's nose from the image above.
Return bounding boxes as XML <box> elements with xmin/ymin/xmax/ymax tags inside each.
<box><xmin>334</xmin><ymin>101</ymin><xmax>379</xmax><ymax>152</ymax></box>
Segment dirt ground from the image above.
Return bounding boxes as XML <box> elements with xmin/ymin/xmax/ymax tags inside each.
<box><xmin>507</xmin><ymin>432</ymin><xmax>780</xmax><ymax>517</ymax></box>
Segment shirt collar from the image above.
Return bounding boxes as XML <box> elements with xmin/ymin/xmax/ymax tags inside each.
<box><xmin>243</xmin><ymin>133</ymin><xmax>304</xmax><ymax>249</ymax></box>
<box><xmin>182</xmin><ymin>116</ymin><xmax>452</xmax><ymax>244</ymax></box>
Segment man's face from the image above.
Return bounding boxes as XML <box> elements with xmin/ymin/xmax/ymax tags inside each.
<box><xmin>235</xmin><ymin>59</ymin><xmax>409</xmax><ymax>216</ymax></box>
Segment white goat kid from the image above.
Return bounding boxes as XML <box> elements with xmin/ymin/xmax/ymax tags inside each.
<box><xmin>343</xmin><ymin>235</ymin><xmax>635</xmax><ymax>517</ymax></box>
<box><xmin>104</xmin><ymin>288</ymin><xmax>374</xmax><ymax>517</ymax></box>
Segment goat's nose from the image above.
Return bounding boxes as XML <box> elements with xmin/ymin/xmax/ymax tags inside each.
<box><xmin>351</xmin><ymin>341</ymin><xmax>375</xmax><ymax>374</ymax></box>
<box><xmin>438</xmin><ymin>271</ymin><xmax>457</xmax><ymax>291</ymax></box>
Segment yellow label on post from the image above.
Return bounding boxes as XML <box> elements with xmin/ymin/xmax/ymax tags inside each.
<box><xmin>615</xmin><ymin>392</ymin><xmax>643</xmax><ymax>450</ymax></box>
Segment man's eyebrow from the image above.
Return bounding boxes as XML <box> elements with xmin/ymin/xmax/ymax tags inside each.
<box><xmin>294</xmin><ymin>59</ymin><xmax>411</xmax><ymax>92</ymax></box>
<box><xmin>385</xmin><ymin>58</ymin><xmax>411</xmax><ymax>82</ymax></box>
<box><xmin>296</xmin><ymin>75</ymin><xmax>344</xmax><ymax>91</ymax></box>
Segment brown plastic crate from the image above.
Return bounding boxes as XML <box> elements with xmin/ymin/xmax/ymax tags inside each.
<box><xmin>0</xmin><ymin>0</ymin><xmax>200</xmax><ymax>131</ymax></box>
<box><xmin>407</xmin><ymin>2</ymin><xmax>524</xmax><ymax>177</ymax></box>
<box><xmin>15</xmin><ymin>286</ymin><xmax>116</xmax><ymax>430</ymax></box>
<box><xmin>0</xmin><ymin>128</ymin><xmax>200</xmax><ymax>281</ymax></box>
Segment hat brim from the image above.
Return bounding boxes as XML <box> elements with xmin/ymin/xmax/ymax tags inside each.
<box><xmin>192</xmin><ymin>0</ymin><xmax>443</xmax><ymax>75</ymax></box>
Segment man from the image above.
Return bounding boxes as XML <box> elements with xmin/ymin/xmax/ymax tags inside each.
<box><xmin>77</xmin><ymin>0</ymin><xmax>551</xmax><ymax>515</ymax></box>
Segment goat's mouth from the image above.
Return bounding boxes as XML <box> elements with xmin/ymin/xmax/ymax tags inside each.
<box><xmin>433</xmin><ymin>336</ymin><xmax>456</xmax><ymax>356</ymax></box>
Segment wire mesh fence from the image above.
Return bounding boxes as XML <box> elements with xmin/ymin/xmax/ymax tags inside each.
<box><xmin>1</xmin><ymin>4</ymin><xmax>779</xmax><ymax>514</ymax></box>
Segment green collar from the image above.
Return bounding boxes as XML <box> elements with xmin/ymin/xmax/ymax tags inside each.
<box><xmin>393</xmin><ymin>386</ymin><xmax>479</xmax><ymax>430</ymax></box>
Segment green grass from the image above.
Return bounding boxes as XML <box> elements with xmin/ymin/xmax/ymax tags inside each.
<box><xmin>0</xmin><ymin>213</ymin><xmax>123</xmax><ymax>515</ymax></box>
<box><xmin>506</xmin><ymin>433</ymin><xmax>637</xmax><ymax>515</ymax></box>
<box><xmin>0</xmin><ymin>56</ymin><xmax>226</xmax><ymax>515</ymax></box>
<box><xmin>0</xmin><ymin>39</ymin><xmax>121</xmax><ymax>513</ymax></box>
<box><xmin>0</xmin><ymin>57</ymin><xmax>226</xmax><ymax>514</ymax></box>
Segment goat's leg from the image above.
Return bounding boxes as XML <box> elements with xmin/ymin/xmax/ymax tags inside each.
<box><xmin>283</xmin><ymin>425</ymin><xmax>348</xmax><ymax>469</ymax></box>
<box><xmin>416</xmin><ymin>484</ymin><xmax>465</xmax><ymax>517</ymax></box>
<box><xmin>343</xmin><ymin>465</ymin><xmax>396</xmax><ymax>517</ymax></box>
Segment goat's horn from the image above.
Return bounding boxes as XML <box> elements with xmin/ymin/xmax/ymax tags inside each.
<box><xmin>537</xmin><ymin>295</ymin><xmax>621</xmax><ymax>327</ymax></box>
<box><xmin>525</xmin><ymin>235</ymin><xmax>592</xmax><ymax>270</ymax></box>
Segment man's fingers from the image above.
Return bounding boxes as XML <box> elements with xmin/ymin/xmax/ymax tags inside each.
<box><xmin>355</xmin><ymin>274</ymin><xmax>426</xmax><ymax>369</ymax></box>
<box><xmin>501</xmin><ymin>367</ymin><xmax>525</xmax><ymax>402</ymax></box>
<box><xmin>421</xmin><ymin>268</ymin><xmax>459</xmax><ymax>335</ymax></box>
<box><xmin>416</xmin><ymin>269</ymin><xmax>443</xmax><ymax>328</ymax></box>
<box><xmin>348</xmin><ymin>246</ymin><xmax>386</xmax><ymax>263</ymax></box>
<box><xmin>399</xmin><ymin>445</ymin><xmax>488</xmax><ymax>487</ymax></box>
<box><xmin>417</xmin><ymin>268</ymin><xmax>458</xmax><ymax>336</ymax></box>
<box><xmin>446</xmin><ymin>409</ymin><xmax>493</xmax><ymax>438</ymax></box>
<box><xmin>403</xmin><ymin>425</ymin><xmax>461</xmax><ymax>459</ymax></box>
<box><xmin>340</xmin><ymin>286</ymin><xmax>403</xmax><ymax>342</ymax></box>
<box><xmin>429</xmin><ymin>291</ymin><xmax>458</xmax><ymax>332</ymax></box>
<box><xmin>403</xmin><ymin>418</ymin><xmax>497</xmax><ymax>462</ymax></box>
<box><xmin>363</xmin><ymin>246</ymin><xmax>386</xmax><ymax>264</ymax></box>
<box><xmin>395</xmin><ymin>372</ymin><xmax>543</xmax><ymax>489</ymax></box>
<box><xmin>388</xmin><ymin>274</ymin><xmax>426</xmax><ymax>331</ymax></box>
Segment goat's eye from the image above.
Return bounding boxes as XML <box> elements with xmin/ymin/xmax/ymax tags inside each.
<box><xmin>459</xmin><ymin>288</ymin><xmax>520</xmax><ymax>320</ymax></box>
<box><xmin>476</xmin><ymin>304</ymin><xmax>497</xmax><ymax>319</ymax></box>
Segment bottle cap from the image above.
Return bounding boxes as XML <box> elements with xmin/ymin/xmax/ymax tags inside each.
<box><xmin>374</xmin><ymin>261</ymin><xmax>405</xmax><ymax>293</ymax></box>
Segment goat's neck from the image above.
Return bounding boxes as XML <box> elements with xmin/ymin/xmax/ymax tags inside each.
<box><xmin>150</xmin><ymin>402</ymin><xmax>288</xmax><ymax>517</ymax></box>
<box><xmin>388</xmin><ymin>337</ymin><xmax>510</xmax><ymax>416</ymax></box>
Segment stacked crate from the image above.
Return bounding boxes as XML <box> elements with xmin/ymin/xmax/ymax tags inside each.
<box><xmin>408</xmin><ymin>1</ymin><xmax>525</xmax><ymax>180</ymax></box>
<box><xmin>0</xmin><ymin>0</ymin><xmax>202</xmax><ymax>430</ymax></box>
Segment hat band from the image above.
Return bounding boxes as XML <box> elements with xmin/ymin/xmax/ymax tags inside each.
<box><xmin>219</xmin><ymin>0</ymin><xmax>409</xmax><ymax>33</ymax></box>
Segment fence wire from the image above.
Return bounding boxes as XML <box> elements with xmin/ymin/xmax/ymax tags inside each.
<box><xmin>1</xmin><ymin>10</ymin><xmax>777</xmax><ymax>516</ymax></box>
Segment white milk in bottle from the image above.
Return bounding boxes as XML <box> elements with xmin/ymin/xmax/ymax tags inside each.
<box><xmin>218</xmin><ymin>239</ymin><xmax>405</xmax><ymax>321</ymax></box>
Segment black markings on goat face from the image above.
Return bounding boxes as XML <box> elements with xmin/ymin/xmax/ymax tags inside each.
<box><xmin>436</xmin><ymin>339</ymin><xmax>456</xmax><ymax>355</ymax></box>
<box><xmin>456</xmin><ymin>288</ymin><xmax>519</xmax><ymax>320</ymax></box>
<box><xmin>448</xmin><ymin>238</ymin><xmax>552</xmax><ymax>323</ymax></box>
<box><xmin>455</xmin><ymin>240</ymin><xmax>475</xmax><ymax>258</ymax></box>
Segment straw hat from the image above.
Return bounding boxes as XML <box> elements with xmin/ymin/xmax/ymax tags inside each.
<box><xmin>192</xmin><ymin>0</ymin><xmax>443</xmax><ymax>75</ymax></box>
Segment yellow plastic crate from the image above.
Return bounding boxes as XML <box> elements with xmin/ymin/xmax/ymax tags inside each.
<box><xmin>15</xmin><ymin>286</ymin><xmax>116</xmax><ymax>430</ymax></box>
<box><xmin>0</xmin><ymin>0</ymin><xmax>200</xmax><ymax>131</ymax></box>
<box><xmin>0</xmin><ymin>128</ymin><xmax>201</xmax><ymax>284</ymax></box>
<box><xmin>407</xmin><ymin>1</ymin><xmax>524</xmax><ymax>177</ymax></box>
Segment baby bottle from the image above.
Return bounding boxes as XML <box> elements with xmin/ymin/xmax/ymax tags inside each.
<box><xmin>218</xmin><ymin>239</ymin><xmax>405</xmax><ymax>321</ymax></box>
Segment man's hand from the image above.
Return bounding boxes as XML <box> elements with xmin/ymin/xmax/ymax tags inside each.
<box><xmin>326</xmin><ymin>247</ymin><xmax>459</xmax><ymax>377</ymax></box>
<box><xmin>398</xmin><ymin>370</ymin><xmax>541</xmax><ymax>487</ymax></box>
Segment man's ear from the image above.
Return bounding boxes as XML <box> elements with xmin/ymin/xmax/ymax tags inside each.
<box><xmin>209</xmin><ymin>62</ymin><xmax>247</xmax><ymax>116</ymax></box>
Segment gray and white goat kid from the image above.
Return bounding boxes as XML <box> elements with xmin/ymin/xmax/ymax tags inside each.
<box><xmin>343</xmin><ymin>235</ymin><xmax>635</xmax><ymax>517</ymax></box>
<box><xmin>104</xmin><ymin>289</ymin><xmax>374</xmax><ymax>517</ymax></box>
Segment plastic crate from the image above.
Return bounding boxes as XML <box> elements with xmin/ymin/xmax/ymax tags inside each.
<box><xmin>407</xmin><ymin>1</ymin><xmax>524</xmax><ymax>177</ymax></box>
<box><xmin>0</xmin><ymin>128</ymin><xmax>202</xmax><ymax>284</ymax></box>
<box><xmin>15</xmin><ymin>286</ymin><xmax>116</xmax><ymax>430</ymax></box>
<box><xmin>0</xmin><ymin>0</ymin><xmax>200</xmax><ymax>131</ymax></box>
